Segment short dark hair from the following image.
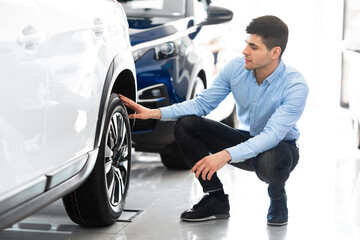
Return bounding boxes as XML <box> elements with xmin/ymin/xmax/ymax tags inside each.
<box><xmin>246</xmin><ymin>15</ymin><xmax>288</xmax><ymax>58</ymax></box>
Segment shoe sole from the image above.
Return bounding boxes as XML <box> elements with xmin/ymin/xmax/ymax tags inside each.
<box><xmin>181</xmin><ymin>214</ymin><xmax>230</xmax><ymax>222</ymax></box>
<box><xmin>267</xmin><ymin>221</ymin><xmax>288</xmax><ymax>226</ymax></box>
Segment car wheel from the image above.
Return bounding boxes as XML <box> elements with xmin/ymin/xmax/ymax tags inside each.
<box><xmin>62</xmin><ymin>93</ymin><xmax>131</xmax><ymax>227</ymax></box>
<box><xmin>160</xmin><ymin>77</ymin><xmax>204</xmax><ymax>170</ymax></box>
<box><xmin>160</xmin><ymin>144</ymin><xmax>190</xmax><ymax>170</ymax></box>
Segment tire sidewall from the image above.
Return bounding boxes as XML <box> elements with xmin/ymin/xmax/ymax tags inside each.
<box><xmin>97</xmin><ymin>94</ymin><xmax>132</xmax><ymax>219</ymax></box>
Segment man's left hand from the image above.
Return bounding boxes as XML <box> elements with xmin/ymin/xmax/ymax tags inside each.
<box><xmin>191</xmin><ymin>150</ymin><xmax>231</xmax><ymax>181</ymax></box>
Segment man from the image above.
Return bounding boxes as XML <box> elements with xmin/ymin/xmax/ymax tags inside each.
<box><xmin>120</xmin><ymin>15</ymin><xmax>308</xmax><ymax>226</ymax></box>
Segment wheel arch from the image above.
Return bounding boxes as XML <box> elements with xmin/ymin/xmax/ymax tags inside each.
<box><xmin>187</xmin><ymin>69</ymin><xmax>207</xmax><ymax>100</ymax></box>
<box><xmin>94</xmin><ymin>55</ymin><xmax>137</xmax><ymax>149</ymax></box>
<box><xmin>111</xmin><ymin>69</ymin><xmax>136</xmax><ymax>107</ymax></box>
<box><xmin>186</xmin><ymin>55</ymin><xmax>211</xmax><ymax>100</ymax></box>
<box><xmin>197</xmin><ymin>69</ymin><xmax>207</xmax><ymax>89</ymax></box>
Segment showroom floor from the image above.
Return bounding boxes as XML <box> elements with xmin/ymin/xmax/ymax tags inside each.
<box><xmin>1</xmin><ymin>101</ymin><xmax>360</xmax><ymax>240</ymax></box>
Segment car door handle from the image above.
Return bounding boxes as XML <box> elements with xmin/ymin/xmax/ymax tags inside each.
<box><xmin>92</xmin><ymin>17</ymin><xmax>104</xmax><ymax>37</ymax></box>
<box><xmin>18</xmin><ymin>25</ymin><xmax>46</xmax><ymax>51</ymax></box>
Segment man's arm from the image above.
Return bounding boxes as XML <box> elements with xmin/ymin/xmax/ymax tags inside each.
<box><xmin>160</xmin><ymin>59</ymin><xmax>236</xmax><ymax>121</ymax></box>
<box><xmin>227</xmin><ymin>80</ymin><xmax>309</xmax><ymax>163</ymax></box>
<box><xmin>120</xmin><ymin>57</ymin><xmax>233</xmax><ymax>121</ymax></box>
<box><xmin>119</xmin><ymin>95</ymin><xmax>161</xmax><ymax>120</ymax></box>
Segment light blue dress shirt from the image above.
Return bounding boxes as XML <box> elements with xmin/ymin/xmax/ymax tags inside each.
<box><xmin>160</xmin><ymin>56</ymin><xmax>309</xmax><ymax>163</ymax></box>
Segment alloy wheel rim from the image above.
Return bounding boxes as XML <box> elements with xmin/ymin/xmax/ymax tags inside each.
<box><xmin>104</xmin><ymin>111</ymin><xmax>129</xmax><ymax>212</ymax></box>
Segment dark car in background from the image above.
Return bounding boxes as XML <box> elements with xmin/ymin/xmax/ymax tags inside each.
<box><xmin>119</xmin><ymin>0</ymin><xmax>236</xmax><ymax>169</ymax></box>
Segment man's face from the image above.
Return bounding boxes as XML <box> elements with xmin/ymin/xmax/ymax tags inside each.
<box><xmin>242</xmin><ymin>34</ymin><xmax>273</xmax><ymax>71</ymax></box>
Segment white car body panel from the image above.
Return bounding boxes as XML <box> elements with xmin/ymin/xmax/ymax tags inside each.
<box><xmin>0</xmin><ymin>0</ymin><xmax>136</xmax><ymax>227</ymax></box>
<box><xmin>35</xmin><ymin>0</ymin><xmax>129</xmax><ymax>172</ymax></box>
<box><xmin>0</xmin><ymin>0</ymin><xmax>48</xmax><ymax>195</ymax></box>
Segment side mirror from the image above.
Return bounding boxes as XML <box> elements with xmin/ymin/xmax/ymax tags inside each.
<box><xmin>201</xmin><ymin>5</ymin><xmax>233</xmax><ymax>26</ymax></box>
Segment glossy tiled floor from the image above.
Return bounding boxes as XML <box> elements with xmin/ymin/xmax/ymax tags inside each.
<box><xmin>1</xmin><ymin>102</ymin><xmax>360</xmax><ymax>240</ymax></box>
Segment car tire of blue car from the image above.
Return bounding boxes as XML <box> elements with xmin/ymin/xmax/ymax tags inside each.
<box><xmin>160</xmin><ymin>107</ymin><xmax>237</xmax><ymax>170</ymax></box>
<box><xmin>159</xmin><ymin>77</ymin><xmax>206</xmax><ymax>170</ymax></box>
<box><xmin>160</xmin><ymin>143</ymin><xmax>191</xmax><ymax>170</ymax></box>
<box><xmin>62</xmin><ymin>93</ymin><xmax>132</xmax><ymax>227</ymax></box>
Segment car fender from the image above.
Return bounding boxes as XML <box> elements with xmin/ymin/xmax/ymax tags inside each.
<box><xmin>185</xmin><ymin>48</ymin><xmax>212</xmax><ymax>100</ymax></box>
<box><xmin>94</xmin><ymin>51</ymin><xmax>137</xmax><ymax>149</ymax></box>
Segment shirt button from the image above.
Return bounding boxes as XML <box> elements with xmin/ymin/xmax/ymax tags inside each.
<box><xmin>253</xmin><ymin>100</ymin><xmax>256</xmax><ymax>103</ymax></box>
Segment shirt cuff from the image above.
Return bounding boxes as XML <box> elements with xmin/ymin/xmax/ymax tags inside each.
<box><xmin>226</xmin><ymin>145</ymin><xmax>243</xmax><ymax>163</ymax></box>
<box><xmin>159</xmin><ymin>107</ymin><xmax>174</xmax><ymax>121</ymax></box>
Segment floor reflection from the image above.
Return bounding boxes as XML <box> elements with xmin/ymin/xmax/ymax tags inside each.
<box><xmin>267</xmin><ymin>225</ymin><xmax>288</xmax><ymax>240</ymax></box>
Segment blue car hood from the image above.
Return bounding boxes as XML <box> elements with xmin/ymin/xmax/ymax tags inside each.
<box><xmin>128</xmin><ymin>16</ymin><xmax>194</xmax><ymax>46</ymax></box>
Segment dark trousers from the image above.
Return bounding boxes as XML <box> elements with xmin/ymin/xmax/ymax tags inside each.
<box><xmin>174</xmin><ymin>116</ymin><xmax>299</xmax><ymax>200</ymax></box>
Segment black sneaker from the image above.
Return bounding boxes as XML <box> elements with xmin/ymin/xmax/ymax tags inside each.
<box><xmin>180</xmin><ymin>194</ymin><xmax>230</xmax><ymax>222</ymax></box>
<box><xmin>267</xmin><ymin>195</ymin><xmax>288</xmax><ymax>226</ymax></box>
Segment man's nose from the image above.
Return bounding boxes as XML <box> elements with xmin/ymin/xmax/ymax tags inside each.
<box><xmin>242</xmin><ymin>46</ymin><xmax>249</xmax><ymax>56</ymax></box>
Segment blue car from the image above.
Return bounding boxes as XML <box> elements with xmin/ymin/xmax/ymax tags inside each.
<box><xmin>120</xmin><ymin>0</ymin><xmax>236</xmax><ymax>169</ymax></box>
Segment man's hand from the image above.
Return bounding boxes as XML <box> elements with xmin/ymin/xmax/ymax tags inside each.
<box><xmin>191</xmin><ymin>150</ymin><xmax>231</xmax><ymax>180</ymax></box>
<box><xmin>119</xmin><ymin>94</ymin><xmax>161</xmax><ymax>120</ymax></box>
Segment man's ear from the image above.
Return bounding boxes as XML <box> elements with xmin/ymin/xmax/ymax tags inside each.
<box><xmin>271</xmin><ymin>46</ymin><xmax>282</xmax><ymax>59</ymax></box>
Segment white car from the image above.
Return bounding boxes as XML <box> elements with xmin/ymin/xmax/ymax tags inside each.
<box><xmin>0</xmin><ymin>0</ymin><xmax>137</xmax><ymax>228</ymax></box>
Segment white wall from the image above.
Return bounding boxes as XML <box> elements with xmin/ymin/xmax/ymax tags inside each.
<box><xmin>213</xmin><ymin>0</ymin><xmax>344</xmax><ymax>108</ymax></box>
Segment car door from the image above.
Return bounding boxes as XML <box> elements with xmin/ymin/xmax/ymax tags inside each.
<box><xmin>0</xmin><ymin>0</ymin><xmax>49</xmax><ymax>200</ymax></box>
<box><xmin>35</xmin><ymin>0</ymin><xmax>128</xmax><ymax>171</ymax></box>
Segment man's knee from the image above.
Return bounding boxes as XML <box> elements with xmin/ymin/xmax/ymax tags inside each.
<box><xmin>174</xmin><ymin>115</ymin><xmax>202</xmax><ymax>140</ymax></box>
<box><xmin>253</xmin><ymin>143</ymin><xmax>294</xmax><ymax>185</ymax></box>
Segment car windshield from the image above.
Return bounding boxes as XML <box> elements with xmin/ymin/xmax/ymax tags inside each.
<box><xmin>119</xmin><ymin>0</ymin><xmax>186</xmax><ymax>17</ymax></box>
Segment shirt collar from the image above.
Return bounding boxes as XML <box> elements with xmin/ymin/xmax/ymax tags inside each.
<box><xmin>265</xmin><ymin>60</ymin><xmax>285</xmax><ymax>84</ymax></box>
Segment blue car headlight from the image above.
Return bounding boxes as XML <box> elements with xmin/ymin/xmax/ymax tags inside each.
<box><xmin>155</xmin><ymin>42</ymin><xmax>176</xmax><ymax>59</ymax></box>
<box><xmin>132</xmin><ymin>41</ymin><xmax>178</xmax><ymax>62</ymax></box>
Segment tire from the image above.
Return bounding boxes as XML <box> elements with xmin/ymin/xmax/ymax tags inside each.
<box><xmin>160</xmin><ymin>143</ymin><xmax>190</xmax><ymax>170</ymax></box>
<box><xmin>62</xmin><ymin>93</ymin><xmax>132</xmax><ymax>227</ymax></box>
<box><xmin>160</xmin><ymin>77</ymin><xmax>204</xmax><ymax>170</ymax></box>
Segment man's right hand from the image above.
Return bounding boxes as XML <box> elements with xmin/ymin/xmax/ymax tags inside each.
<box><xmin>119</xmin><ymin>94</ymin><xmax>161</xmax><ymax>120</ymax></box>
